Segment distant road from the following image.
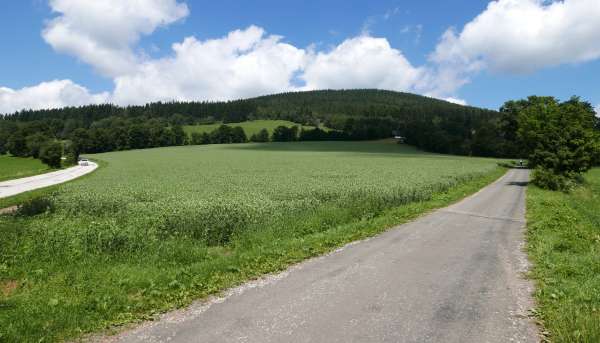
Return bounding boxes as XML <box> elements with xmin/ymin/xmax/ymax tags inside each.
<box><xmin>108</xmin><ymin>169</ymin><xmax>538</xmax><ymax>343</ymax></box>
<box><xmin>0</xmin><ymin>162</ymin><xmax>97</xmax><ymax>198</ymax></box>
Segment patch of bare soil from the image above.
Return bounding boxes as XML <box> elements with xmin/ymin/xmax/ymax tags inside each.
<box><xmin>1</xmin><ymin>280</ymin><xmax>18</xmax><ymax>297</ymax></box>
<box><xmin>0</xmin><ymin>206</ymin><xmax>17</xmax><ymax>215</ymax></box>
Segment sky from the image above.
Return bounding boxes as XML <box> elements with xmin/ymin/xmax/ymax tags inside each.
<box><xmin>0</xmin><ymin>0</ymin><xmax>599</xmax><ymax>114</ymax></box>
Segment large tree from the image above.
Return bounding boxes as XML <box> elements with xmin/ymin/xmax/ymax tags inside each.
<box><xmin>517</xmin><ymin>96</ymin><xmax>599</xmax><ymax>187</ymax></box>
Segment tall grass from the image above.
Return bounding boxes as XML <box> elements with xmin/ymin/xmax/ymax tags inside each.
<box><xmin>527</xmin><ymin>168</ymin><xmax>600</xmax><ymax>342</ymax></box>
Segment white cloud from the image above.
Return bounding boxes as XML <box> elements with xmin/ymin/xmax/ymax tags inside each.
<box><xmin>111</xmin><ymin>26</ymin><xmax>306</xmax><ymax>105</ymax></box>
<box><xmin>0</xmin><ymin>80</ymin><xmax>109</xmax><ymax>114</ymax></box>
<box><xmin>16</xmin><ymin>0</ymin><xmax>600</xmax><ymax>113</ymax></box>
<box><xmin>43</xmin><ymin>0</ymin><xmax>189</xmax><ymax>77</ymax></box>
<box><xmin>595</xmin><ymin>104</ymin><xmax>600</xmax><ymax>117</ymax></box>
<box><xmin>432</xmin><ymin>0</ymin><xmax>600</xmax><ymax>74</ymax></box>
<box><xmin>444</xmin><ymin>97</ymin><xmax>468</xmax><ymax>106</ymax></box>
<box><xmin>302</xmin><ymin>35</ymin><xmax>425</xmax><ymax>93</ymax></box>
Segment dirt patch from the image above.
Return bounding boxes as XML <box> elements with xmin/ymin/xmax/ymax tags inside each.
<box><xmin>1</xmin><ymin>280</ymin><xmax>18</xmax><ymax>297</ymax></box>
<box><xmin>0</xmin><ymin>206</ymin><xmax>18</xmax><ymax>215</ymax></box>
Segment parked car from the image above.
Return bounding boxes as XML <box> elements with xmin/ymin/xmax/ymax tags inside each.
<box><xmin>79</xmin><ymin>158</ymin><xmax>89</xmax><ymax>166</ymax></box>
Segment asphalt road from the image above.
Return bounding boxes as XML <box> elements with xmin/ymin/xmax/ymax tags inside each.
<box><xmin>107</xmin><ymin>169</ymin><xmax>538</xmax><ymax>343</ymax></box>
<box><xmin>0</xmin><ymin>162</ymin><xmax>97</xmax><ymax>198</ymax></box>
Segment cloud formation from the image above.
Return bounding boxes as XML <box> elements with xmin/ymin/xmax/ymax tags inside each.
<box><xmin>3</xmin><ymin>0</ymin><xmax>600</xmax><ymax>114</ymax></box>
<box><xmin>0</xmin><ymin>80</ymin><xmax>109</xmax><ymax>114</ymax></box>
<box><xmin>112</xmin><ymin>26</ymin><xmax>306</xmax><ymax>105</ymax></box>
<box><xmin>302</xmin><ymin>35</ymin><xmax>424</xmax><ymax>92</ymax></box>
<box><xmin>43</xmin><ymin>0</ymin><xmax>189</xmax><ymax>77</ymax></box>
<box><xmin>432</xmin><ymin>0</ymin><xmax>600</xmax><ymax>74</ymax></box>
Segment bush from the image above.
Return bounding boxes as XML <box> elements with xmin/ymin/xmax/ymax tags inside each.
<box><xmin>531</xmin><ymin>168</ymin><xmax>578</xmax><ymax>192</ymax></box>
<box><xmin>16</xmin><ymin>197</ymin><xmax>55</xmax><ymax>217</ymax></box>
<box><xmin>190</xmin><ymin>132</ymin><xmax>211</xmax><ymax>145</ymax></box>
<box><xmin>272</xmin><ymin>125</ymin><xmax>298</xmax><ymax>142</ymax></box>
<box><xmin>39</xmin><ymin>141</ymin><xmax>63</xmax><ymax>168</ymax></box>
<box><xmin>249</xmin><ymin>128</ymin><xmax>270</xmax><ymax>142</ymax></box>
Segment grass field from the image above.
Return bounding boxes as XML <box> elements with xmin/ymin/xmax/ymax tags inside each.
<box><xmin>0</xmin><ymin>141</ymin><xmax>503</xmax><ymax>342</ymax></box>
<box><xmin>527</xmin><ymin>168</ymin><xmax>600</xmax><ymax>343</ymax></box>
<box><xmin>0</xmin><ymin>155</ymin><xmax>51</xmax><ymax>182</ymax></box>
<box><xmin>183</xmin><ymin>119</ymin><xmax>319</xmax><ymax>137</ymax></box>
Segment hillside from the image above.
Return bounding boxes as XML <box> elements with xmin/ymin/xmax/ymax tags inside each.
<box><xmin>0</xmin><ymin>89</ymin><xmax>504</xmax><ymax>157</ymax></box>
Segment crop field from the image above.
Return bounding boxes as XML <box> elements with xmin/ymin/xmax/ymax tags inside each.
<box><xmin>183</xmin><ymin>119</ymin><xmax>319</xmax><ymax>137</ymax></box>
<box><xmin>0</xmin><ymin>141</ymin><xmax>503</xmax><ymax>342</ymax></box>
<box><xmin>0</xmin><ymin>155</ymin><xmax>50</xmax><ymax>182</ymax></box>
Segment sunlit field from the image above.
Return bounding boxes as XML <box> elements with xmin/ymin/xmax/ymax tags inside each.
<box><xmin>0</xmin><ymin>141</ymin><xmax>502</xmax><ymax>342</ymax></box>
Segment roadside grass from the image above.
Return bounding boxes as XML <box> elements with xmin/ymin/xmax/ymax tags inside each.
<box><xmin>183</xmin><ymin>119</ymin><xmax>320</xmax><ymax>137</ymax></box>
<box><xmin>0</xmin><ymin>155</ymin><xmax>51</xmax><ymax>182</ymax></box>
<box><xmin>0</xmin><ymin>142</ymin><xmax>503</xmax><ymax>342</ymax></box>
<box><xmin>527</xmin><ymin>168</ymin><xmax>600</xmax><ymax>343</ymax></box>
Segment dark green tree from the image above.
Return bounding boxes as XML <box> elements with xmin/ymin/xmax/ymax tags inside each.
<box><xmin>39</xmin><ymin>141</ymin><xmax>63</xmax><ymax>168</ymax></box>
<box><xmin>6</xmin><ymin>130</ymin><xmax>29</xmax><ymax>157</ymax></box>
<box><xmin>518</xmin><ymin>96</ymin><xmax>599</xmax><ymax>189</ymax></box>
<box><xmin>26</xmin><ymin>133</ymin><xmax>50</xmax><ymax>158</ymax></box>
<box><xmin>272</xmin><ymin>126</ymin><xmax>299</xmax><ymax>142</ymax></box>
<box><xmin>231</xmin><ymin>126</ymin><xmax>247</xmax><ymax>143</ymax></box>
<box><xmin>172</xmin><ymin>125</ymin><xmax>187</xmax><ymax>145</ymax></box>
<box><xmin>250</xmin><ymin>128</ymin><xmax>270</xmax><ymax>142</ymax></box>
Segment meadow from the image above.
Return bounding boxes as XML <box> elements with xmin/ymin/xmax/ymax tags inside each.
<box><xmin>527</xmin><ymin>168</ymin><xmax>600</xmax><ymax>342</ymax></box>
<box><xmin>0</xmin><ymin>141</ymin><xmax>503</xmax><ymax>342</ymax></box>
<box><xmin>183</xmin><ymin>119</ymin><xmax>319</xmax><ymax>137</ymax></box>
<box><xmin>0</xmin><ymin>155</ymin><xmax>51</xmax><ymax>182</ymax></box>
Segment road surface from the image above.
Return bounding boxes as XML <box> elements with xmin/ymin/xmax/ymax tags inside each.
<box><xmin>0</xmin><ymin>162</ymin><xmax>97</xmax><ymax>198</ymax></box>
<box><xmin>106</xmin><ymin>169</ymin><xmax>538</xmax><ymax>343</ymax></box>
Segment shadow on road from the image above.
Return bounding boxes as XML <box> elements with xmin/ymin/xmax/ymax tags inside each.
<box><xmin>507</xmin><ymin>181</ymin><xmax>529</xmax><ymax>187</ymax></box>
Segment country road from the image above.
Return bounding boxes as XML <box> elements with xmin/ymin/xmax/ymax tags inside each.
<box><xmin>105</xmin><ymin>169</ymin><xmax>538</xmax><ymax>343</ymax></box>
<box><xmin>0</xmin><ymin>162</ymin><xmax>97</xmax><ymax>199</ymax></box>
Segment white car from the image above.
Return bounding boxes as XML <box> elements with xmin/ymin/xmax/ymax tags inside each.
<box><xmin>79</xmin><ymin>158</ymin><xmax>89</xmax><ymax>166</ymax></box>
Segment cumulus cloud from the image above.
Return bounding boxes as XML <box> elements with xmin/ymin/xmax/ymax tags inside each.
<box><xmin>11</xmin><ymin>0</ymin><xmax>600</xmax><ymax>114</ymax></box>
<box><xmin>302</xmin><ymin>35</ymin><xmax>425</xmax><ymax>92</ymax></box>
<box><xmin>432</xmin><ymin>0</ymin><xmax>600</xmax><ymax>74</ymax></box>
<box><xmin>595</xmin><ymin>104</ymin><xmax>600</xmax><ymax>117</ymax></box>
<box><xmin>0</xmin><ymin>80</ymin><xmax>109</xmax><ymax>114</ymax></box>
<box><xmin>43</xmin><ymin>0</ymin><xmax>189</xmax><ymax>77</ymax></box>
<box><xmin>111</xmin><ymin>26</ymin><xmax>306</xmax><ymax>105</ymax></box>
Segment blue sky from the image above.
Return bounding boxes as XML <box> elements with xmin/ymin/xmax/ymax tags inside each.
<box><xmin>0</xmin><ymin>0</ymin><xmax>599</xmax><ymax>114</ymax></box>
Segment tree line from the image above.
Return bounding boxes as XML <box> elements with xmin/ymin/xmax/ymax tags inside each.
<box><xmin>1</xmin><ymin>90</ymin><xmax>598</xmax><ymax>189</ymax></box>
<box><xmin>1</xmin><ymin>89</ymin><xmax>503</xmax><ymax>156</ymax></box>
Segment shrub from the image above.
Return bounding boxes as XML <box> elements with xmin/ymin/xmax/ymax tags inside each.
<box><xmin>531</xmin><ymin>168</ymin><xmax>578</xmax><ymax>192</ymax></box>
<box><xmin>16</xmin><ymin>197</ymin><xmax>55</xmax><ymax>217</ymax></box>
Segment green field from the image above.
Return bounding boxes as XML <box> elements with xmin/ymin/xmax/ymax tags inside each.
<box><xmin>0</xmin><ymin>155</ymin><xmax>50</xmax><ymax>182</ymax></box>
<box><xmin>183</xmin><ymin>119</ymin><xmax>319</xmax><ymax>137</ymax></box>
<box><xmin>527</xmin><ymin>169</ymin><xmax>600</xmax><ymax>342</ymax></box>
<box><xmin>0</xmin><ymin>141</ymin><xmax>503</xmax><ymax>342</ymax></box>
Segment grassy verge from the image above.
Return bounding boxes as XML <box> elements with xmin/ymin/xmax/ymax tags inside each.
<box><xmin>526</xmin><ymin>168</ymin><xmax>600</xmax><ymax>342</ymax></box>
<box><xmin>0</xmin><ymin>155</ymin><xmax>53</xmax><ymax>182</ymax></box>
<box><xmin>0</xmin><ymin>166</ymin><xmax>505</xmax><ymax>342</ymax></box>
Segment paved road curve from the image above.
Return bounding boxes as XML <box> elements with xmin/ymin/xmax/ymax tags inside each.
<box><xmin>0</xmin><ymin>162</ymin><xmax>97</xmax><ymax>198</ymax></box>
<box><xmin>108</xmin><ymin>169</ymin><xmax>538</xmax><ymax>343</ymax></box>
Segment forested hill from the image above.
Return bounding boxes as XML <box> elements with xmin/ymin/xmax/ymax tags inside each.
<box><xmin>1</xmin><ymin>89</ymin><xmax>506</xmax><ymax>157</ymax></box>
